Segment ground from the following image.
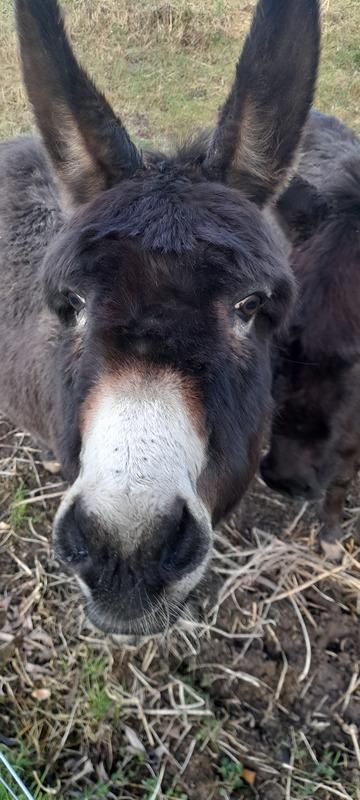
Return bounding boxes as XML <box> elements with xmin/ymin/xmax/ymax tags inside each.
<box><xmin>0</xmin><ymin>1</ymin><xmax>359</xmax><ymax>799</ymax></box>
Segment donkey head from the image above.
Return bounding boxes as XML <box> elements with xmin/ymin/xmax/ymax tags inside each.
<box><xmin>16</xmin><ymin>0</ymin><xmax>319</xmax><ymax>637</ymax></box>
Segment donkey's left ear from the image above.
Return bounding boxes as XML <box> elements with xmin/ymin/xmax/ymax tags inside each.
<box><xmin>203</xmin><ymin>0</ymin><xmax>320</xmax><ymax>206</ymax></box>
<box><xmin>16</xmin><ymin>0</ymin><xmax>143</xmax><ymax>207</ymax></box>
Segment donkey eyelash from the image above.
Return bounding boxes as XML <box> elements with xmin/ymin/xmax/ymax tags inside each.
<box><xmin>67</xmin><ymin>291</ymin><xmax>86</xmax><ymax>312</ymax></box>
<box><xmin>234</xmin><ymin>292</ymin><xmax>267</xmax><ymax>320</ymax></box>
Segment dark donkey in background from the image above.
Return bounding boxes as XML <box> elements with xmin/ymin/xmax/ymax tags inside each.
<box><xmin>262</xmin><ymin>111</ymin><xmax>360</xmax><ymax>560</ymax></box>
<box><xmin>0</xmin><ymin>0</ymin><xmax>319</xmax><ymax>639</ymax></box>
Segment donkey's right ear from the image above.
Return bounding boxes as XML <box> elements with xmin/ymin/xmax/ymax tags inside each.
<box><xmin>204</xmin><ymin>0</ymin><xmax>320</xmax><ymax>207</ymax></box>
<box><xmin>16</xmin><ymin>0</ymin><xmax>142</xmax><ymax>207</ymax></box>
<box><xmin>276</xmin><ymin>177</ymin><xmax>330</xmax><ymax>243</ymax></box>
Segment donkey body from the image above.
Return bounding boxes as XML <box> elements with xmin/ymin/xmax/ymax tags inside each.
<box><xmin>0</xmin><ymin>0</ymin><xmax>319</xmax><ymax>638</ymax></box>
<box><xmin>262</xmin><ymin>110</ymin><xmax>360</xmax><ymax>557</ymax></box>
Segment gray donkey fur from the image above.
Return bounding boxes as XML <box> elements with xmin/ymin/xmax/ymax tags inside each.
<box><xmin>0</xmin><ymin>137</ymin><xmax>63</xmax><ymax>450</ymax></box>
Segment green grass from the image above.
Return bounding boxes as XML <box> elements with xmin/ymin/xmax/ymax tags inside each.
<box><xmin>217</xmin><ymin>756</ymin><xmax>245</xmax><ymax>793</ymax></box>
<box><xmin>86</xmin><ymin>684</ymin><xmax>112</xmax><ymax>721</ymax></box>
<box><xmin>8</xmin><ymin>485</ymin><xmax>47</xmax><ymax>533</ymax></box>
<box><xmin>290</xmin><ymin>742</ymin><xmax>359</xmax><ymax>800</ymax></box>
<box><xmin>81</xmin><ymin>779</ymin><xmax>117</xmax><ymax>799</ymax></box>
<box><xmin>81</xmin><ymin>655</ymin><xmax>116</xmax><ymax>721</ymax></box>
<box><xmin>9</xmin><ymin>485</ymin><xmax>28</xmax><ymax>532</ymax></box>
<box><xmin>81</xmin><ymin>655</ymin><xmax>109</xmax><ymax>681</ymax></box>
<box><xmin>0</xmin><ymin>0</ymin><xmax>359</xmax><ymax>145</ymax></box>
<box><xmin>318</xmin><ymin>0</ymin><xmax>360</xmax><ymax>130</ymax></box>
<box><xmin>142</xmin><ymin>776</ymin><xmax>189</xmax><ymax>800</ymax></box>
<box><xmin>0</xmin><ymin>746</ymin><xmax>48</xmax><ymax>800</ymax></box>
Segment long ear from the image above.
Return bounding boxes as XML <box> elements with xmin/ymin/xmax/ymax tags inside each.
<box><xmin>203</xmin><ymin>0</ymin><xmax>320</xmax><ymax>206</ymax></box>
<box><xmin>276</xmin><ymin>177</ymin><xmax>330</xmax><ymax>242</ymax></box>
<box><xmin>16</xmin><ymin>0</ymin><xmax>142</xmax><ymax>206</ymax></box>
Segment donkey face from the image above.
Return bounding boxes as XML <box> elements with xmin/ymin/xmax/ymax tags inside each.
<box><xmin>46</xmin><ymin>173</ymin><xmax>292</xmax><ymax>634</ymax></box>
<box><xmin>16</xmin><ymin>0</ymin><xmax>319</xmax><ymax>636</ymax></box>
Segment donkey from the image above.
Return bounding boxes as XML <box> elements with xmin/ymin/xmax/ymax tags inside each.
<box><xmin>261</xmin><ymin>110</ymin><xmax>360</xmax><ymax>559</ymax></box>
<box><xmin>0</xmin><ymin>0</ymin><xmax>320</xmax><ymax>638</ymax></box>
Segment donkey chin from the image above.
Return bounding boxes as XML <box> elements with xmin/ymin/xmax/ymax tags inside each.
<box><xmin>56</xmin><ymin>541</ymin><xmax>212</xmax><ymax>642</ymax></box>
<box><xmin>81</xmin><ymin>567</ymin><xmax>208</xmax><ymax>645</ymax></box>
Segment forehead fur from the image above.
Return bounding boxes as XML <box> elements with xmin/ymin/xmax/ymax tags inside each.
<box><xmin>42</xmin><ymin>167</ymin><xmax>288</xmax><ymax>299</ymax></box>
<box><xmin>82</xmin><ymin>172</ymin><xmax>281</xmax><ymax>256</ymax></box>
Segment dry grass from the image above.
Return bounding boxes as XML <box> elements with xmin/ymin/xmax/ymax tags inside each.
<box><xmin>1</xmin><ymin>421</ymin><xmax>360</xmax><ymax>798</ymax></box>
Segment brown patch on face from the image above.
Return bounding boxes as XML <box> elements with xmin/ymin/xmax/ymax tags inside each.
<box><xmin>178</xmin><ymin>376</ymin><xmax>207</xmax><ymax>443</ymax></box>
<box><xmin>79</xmin><ymin>379</ymin><xmax>107</xmax><ymax>436</ymax></box>
<box><xmin>79</xmin><ymin>361</ymin><xmax>207</xmax><ymax>443</ymax></box>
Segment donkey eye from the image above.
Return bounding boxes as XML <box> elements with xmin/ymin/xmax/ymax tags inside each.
<box><xmin>235</xmin><ymin>293</ymin><xmax>265</xmax><ymax>321</ymax></box>
<box><xmin>67</xmin><ymin>291</ymin><xmax>85</xmax><ymax>312</ymax></box>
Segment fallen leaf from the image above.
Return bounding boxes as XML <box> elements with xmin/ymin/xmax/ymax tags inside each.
<box><xmin>243</xmin><ymin>768</ymin><xmax>256</xmax><ymax>786</ymax></box>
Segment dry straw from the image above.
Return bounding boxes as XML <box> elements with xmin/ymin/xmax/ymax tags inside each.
<box><xmin>1</xmin><ymin>422</ymin><xmax>360</xmax><ymax>797</ymax></box>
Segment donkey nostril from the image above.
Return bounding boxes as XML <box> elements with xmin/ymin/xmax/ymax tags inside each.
<box><xmin>63</xmin><ymin>546</ymin><xmax>89</xmax><ymax>564</ymax></box>
<box><xmin>161</xmin><ymin>504</ymin><xmax>189</xmax><ymax>571</ymax></box>
<box><xmin>260</xmin><ymin>454</ymin><xmax>272</xmax><ymax>481</ymax></box>
<box><xmin>55</xmin><ymin>499</ymin><xmax>89</xmax><ymax>566</ymax></box>
<box><xmin>159</xmin><ymin>501</ymin><xmax>207</xmax><ymax>581</ymax></box>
